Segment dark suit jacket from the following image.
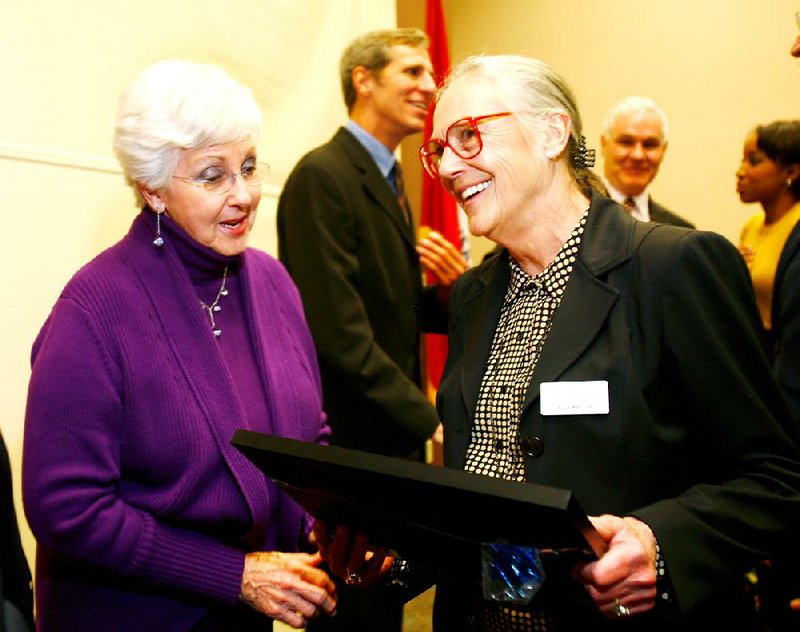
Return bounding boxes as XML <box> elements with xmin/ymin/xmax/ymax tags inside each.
<box><xmin>649</xmin><ymin>197</ymin><xmax>694</xmax><ymax>228</ymax></box>
<box><xmin>762</xmin><ymin>217</ymin><xmax>800</xmax><ymax>632</ymax></box>
<box><xmin>277</xmin><ymin>127</ymin><xmax>443</xmax><ymax>457</ymax></box>
<box><xmin>434</xmin><ymin>195</ymin><xmax>800</xmax><ymax>629</ymax></box>
<box><xmin>773</xmin><ymin>218</ymin><xmax>800</xmax><ymax>423</ymax></box>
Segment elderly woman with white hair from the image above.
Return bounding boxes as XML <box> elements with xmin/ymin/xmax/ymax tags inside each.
<box><xmin>22</xmin><ymin>60</ymin><xmax>336</xmax><ymax>631</ymax></box>
<box><xmin>318</xmin><ymin>54</ymin><xmax>800</xmax><ymax>631</ymax></box>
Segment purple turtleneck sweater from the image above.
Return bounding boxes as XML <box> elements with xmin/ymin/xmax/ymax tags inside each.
<box><xmin>162</xmin><ymin>212</ymin><xmax>273</xmax><ymax>438</ymax></box>
<box><xmin>23</xmin><ymin>209</ymin><xmax>328</xmax><ymax>631</ymax></box>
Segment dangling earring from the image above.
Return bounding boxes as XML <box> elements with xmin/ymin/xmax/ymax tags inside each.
<box><xmin>153</xmin><ymin>205</ymin><xmax>165</xmax><ymax>249</ymax></box>
<box><xmin>788</xmin><ymin>178</ymin><xmax>794</xmax><ymax>189</ymax></box>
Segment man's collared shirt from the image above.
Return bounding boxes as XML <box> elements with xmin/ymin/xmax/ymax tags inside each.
<box><xmin>345</xmin><ymin>119</ymin><xmax>396</xmax><ymax>183</ymax></box>
<box><xmin>604</xmin><ymin>181</ymin><xmax>650</xmax><ymax>222</ymax></box>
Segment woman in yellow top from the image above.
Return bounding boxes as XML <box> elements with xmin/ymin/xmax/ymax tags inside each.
<box><xmin>737</xmin><ymin>120</ymin><xmax>800</xmax><ymax>333</ymax></box>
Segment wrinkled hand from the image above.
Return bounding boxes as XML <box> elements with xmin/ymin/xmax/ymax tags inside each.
<box><xmin>416</xmin><ymin>230</ymin><xmax>468</xmax><ymax>286</ymax></box>
<box><xmin>313</xmin><ymin>521</ymin><xmax>393</xmax><ymax>587</ymax></box>
<box><xmin>239</xmin><ymin>551</ymin><xmax>337</xmax><ymax>628</ymax></box>
<box><xmin>572</xmin><ymin>515</ymin><xmax>657</xmax><ymax>619</ymax></box>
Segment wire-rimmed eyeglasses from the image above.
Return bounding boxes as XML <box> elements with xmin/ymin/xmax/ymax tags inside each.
<box><xmin>419</xmin><ymin>112</ymin><xmax>512</xmax><ymax>178</ymax></box>
<box><xmin>172</xmin><ymin>161</ymin><xmax>270</xmax><ymax>195</ymax></box>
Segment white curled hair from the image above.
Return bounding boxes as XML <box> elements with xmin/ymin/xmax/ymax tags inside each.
<box><xmin>601</xmin><ymin>96</ymin><xmax>669</xmax><ymax>142</ymax></box>
<box><xmin>113</xmin><ymin>59</ymin><xmax>261</xmax><ymax>205</ymax></box>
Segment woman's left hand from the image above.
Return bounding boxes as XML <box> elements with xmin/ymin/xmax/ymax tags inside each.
<box><xmin>572</xmin><ymin>515</ymin><xmax>658</xmax><ymax>620</ymax></box>
<box><xmin>416</xmin><ymin>230</ymin><xmax>468</xmax><ymax>286</ymax></box>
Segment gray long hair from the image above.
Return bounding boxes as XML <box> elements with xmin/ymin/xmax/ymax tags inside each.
<box><xmin>438</xmin><ymin>55</ymin><xmax>598</xmax><ymax>194</ymax></box>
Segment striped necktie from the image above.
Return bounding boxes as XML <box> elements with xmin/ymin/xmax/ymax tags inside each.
<box><xmin>623</xmin><ymin>196</ymin><xmax>636</xmax><ymax>214</ymax></box>
<box><xmin>391</xmin><ymin>162</ymin><xmax>411</xmax><ymax>225</ymax></box>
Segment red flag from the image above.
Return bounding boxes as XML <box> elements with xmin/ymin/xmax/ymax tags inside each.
<box><xmin>421</xmin><ymin>0</ymin><xmax>459</xmax><ymax>390</ymax></box>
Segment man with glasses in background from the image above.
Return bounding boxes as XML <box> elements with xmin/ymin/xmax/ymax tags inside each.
<box><xmin>277</xmin><ymin>28</ymin><xmax>467</xmax><ymax>632</ymax></box>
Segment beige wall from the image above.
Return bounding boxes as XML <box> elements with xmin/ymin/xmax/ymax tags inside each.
<box><xmin>1</xmin><ymin>0</ymin><xmax>395</xmax><ymax>580</ymax></box>
<box><xmin>400</xmin><ymin>0</ymin><xmax>800</xmax><ymax>260</ymax></box>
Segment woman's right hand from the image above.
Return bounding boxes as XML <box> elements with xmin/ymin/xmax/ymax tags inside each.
<box><xmin>239</xmin><ymin>550</ymin><xmax>337</xmax><ymax>628</ymax></box>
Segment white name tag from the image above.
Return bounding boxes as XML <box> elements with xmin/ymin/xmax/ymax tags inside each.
<box><xmin>539</xmin><ymin>380</ymin><xmax>609</xmax><ymax>416</ymax></box>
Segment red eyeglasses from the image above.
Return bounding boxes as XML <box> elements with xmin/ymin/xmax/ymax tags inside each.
<box><xmin>418</xmin><ymin>112</ymin><xmax>512</xmax><ymax>177</ymax></box>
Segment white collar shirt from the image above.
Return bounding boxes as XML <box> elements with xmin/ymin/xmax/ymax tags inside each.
<box><xmin>604</xmin><ymin>181</ymin><xmax>651</xmax><ymax>222</ymax></box>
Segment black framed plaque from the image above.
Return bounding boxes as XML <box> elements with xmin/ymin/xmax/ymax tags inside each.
<box><xmin>233</xmin><ymin>430</ymin><xmax>604</xmax><ymax>571</ymax></box>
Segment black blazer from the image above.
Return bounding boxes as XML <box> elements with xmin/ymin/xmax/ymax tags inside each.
<box><xmin>762</xmin><ymin>217</ymin><xmax>800</xmax><ymax>632</ymax></box>
<box><xmin>277</xmin><ymin>128</ymin><xmax>442</xmax><ymax>457</ymax></box>
<box><xmin>649</xmin><ymin>197</ymin><xmax>694</xmax><ymax>228</ymax></box>
<box><xmin>435</xmin><ymin>195</ymin><xmax>800</xmax><ymax>628</ymax></box>
<box><xmin>773</xmin><ymin>217</ymin><xmax>800</xmax><ymax>422</ymax></box>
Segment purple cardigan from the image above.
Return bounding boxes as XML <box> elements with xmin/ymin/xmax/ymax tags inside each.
<box><xmin>23</xmin><ymin>211</ymin><xmax>329</xmax><ymax>631</ymax></box>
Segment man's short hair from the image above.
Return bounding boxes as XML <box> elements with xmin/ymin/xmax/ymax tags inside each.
<box><xmin>602</xmin><ymin>96</ymin><xmax>669</xmax><ymax>142</ymax></box>
<box><xmin>339</xmin><ymin>27</ymin><xmax>429</xmax><ymax>112</ymax></box>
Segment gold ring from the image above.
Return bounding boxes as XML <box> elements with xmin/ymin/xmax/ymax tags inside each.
<box><xmin>613</xmin><ymin>598</ymin><xmax>631</xmax><ymax>617</ymax></box>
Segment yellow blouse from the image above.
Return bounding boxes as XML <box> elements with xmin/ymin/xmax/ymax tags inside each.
<box><xmin>739</xmin><ymin>202</ymin><xmax>800</xmax><ymax>330</ymax></box>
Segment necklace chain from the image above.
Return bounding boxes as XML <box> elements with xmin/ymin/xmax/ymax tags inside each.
<box><xmin>199</xmin><ymin>266</ymin><xmax>229</xmax><ymax>338</ymax></box>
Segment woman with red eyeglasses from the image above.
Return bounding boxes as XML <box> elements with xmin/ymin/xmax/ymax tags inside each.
<box><xmin>316</xmin><ymin>55</ymin><xmax>800</xmax><ymax>631</ymax></box>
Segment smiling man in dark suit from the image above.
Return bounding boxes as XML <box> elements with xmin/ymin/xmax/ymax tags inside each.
<box><xmin>277</xmin><ymin>28</ymin><xmax>466</xmax><ymax>631</ymax></box>
<box><xmin>600</xmin><ymin>96</ymin><xmax>694</xmax><ymax>228</ymax></box>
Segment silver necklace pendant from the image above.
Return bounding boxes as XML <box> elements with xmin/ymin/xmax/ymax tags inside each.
<box><xmin>200</xmin><ymin>266</ymin><xmax>229</xmax><ymax>338</ymax></box>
